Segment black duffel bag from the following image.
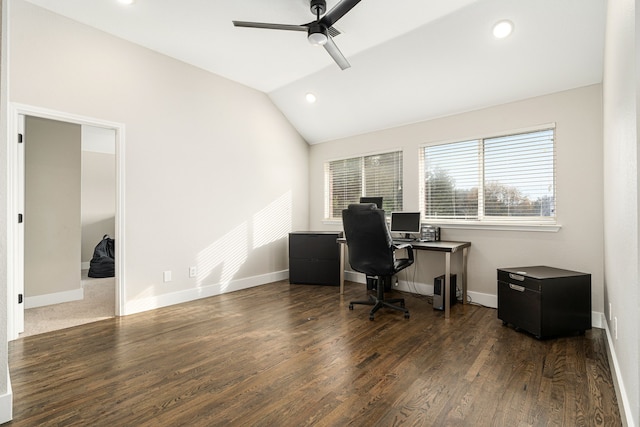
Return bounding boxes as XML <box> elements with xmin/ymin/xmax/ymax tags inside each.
<box><xmin>88</xmin><ymin>234</ymin><xmax>115</xmax><ymax>278</ymax></box>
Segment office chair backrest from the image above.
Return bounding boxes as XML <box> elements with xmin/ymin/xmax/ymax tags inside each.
<box><xmin>342</xmin><ymin>203</ymin><xmax>395</xmax><ymax>276</ymax></box>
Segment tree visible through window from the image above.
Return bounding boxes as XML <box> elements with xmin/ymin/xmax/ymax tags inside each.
<box><xmin>325</xmin><ymin>151</ymin><xmax>403</xmax><ymax>219</ymax></box>
<box><xmin>421</xmin><ymin>129</ymin><xmax>555</xmax><ymax>222</ymax></box>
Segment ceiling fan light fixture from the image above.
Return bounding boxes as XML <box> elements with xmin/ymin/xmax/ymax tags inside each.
<box><xmin>308</xmin><ymin>23</ymin><xmax>328</xmax><ymax>46</ymax></box>
<box><xmin>308</xmin><ymin>31</ymin><xmax>328</xmax><ymax>46</ymax></box>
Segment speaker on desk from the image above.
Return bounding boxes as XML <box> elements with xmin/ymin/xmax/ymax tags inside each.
<box><xmin>420</xmin><ymin>224</ymin><xmax>440</xmax><ymax>241</ymax></box>
<box><xmin>433</xmin><ymin>274</ymin><xmax>457</xmax><ymax>311</ymax></box>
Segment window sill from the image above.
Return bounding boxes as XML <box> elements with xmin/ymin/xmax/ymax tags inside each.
<box><xmin>322</xmin><ymin>219</ymin><xmax>561</xmax><ymax>233</ymax></box>
<box><xmin>435</xmin><ymin>222</ymin><xmax>561</xmax><ymax>232</ymax></box>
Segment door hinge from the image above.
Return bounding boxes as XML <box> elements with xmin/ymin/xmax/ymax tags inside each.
<box><xmin>18</xmin><ymin>213</ymin><xmax>23</xmax><ymax>223</ymax></box>
<box><xmin>18</xmin><ymin>133</ymin><xmax>23</xmax><ymax>143</ymax></box>
<box><xmin>18</xmin><ymin>294</ymin><xmax>23</xmax><ymax>304</ymax></box>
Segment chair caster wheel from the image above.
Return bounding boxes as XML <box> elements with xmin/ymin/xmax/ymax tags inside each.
<box><xmin>349</xmin><ymin>304</ymin><xmax>354</xmax><ymax>310</ymax></box>
<box><xmin>404</xmin><ymin>313</ymin><xmax>410</xmax><ymax>319</ymax></box>
<box><xmin>369</xmin><ymin>315</ymin><xmax>375</xmax><ymax>321</ymax></box>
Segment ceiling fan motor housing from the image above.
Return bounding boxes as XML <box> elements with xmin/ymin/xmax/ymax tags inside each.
<box><xmin>310</xmin><ymin>0</ymin><xmax>327</xmax><ymax>16</ymax></box>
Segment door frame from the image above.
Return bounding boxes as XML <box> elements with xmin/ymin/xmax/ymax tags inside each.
<box><xmin>7</xmin><ymin>103</ymin><xmax>126</xmax><ymax>340</ymax></box>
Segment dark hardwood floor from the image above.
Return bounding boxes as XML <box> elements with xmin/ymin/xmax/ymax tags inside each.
<box><xmin>8</xmin><ymin>281</ymin><xmax>621</xmax><ymax>426</ymax></box>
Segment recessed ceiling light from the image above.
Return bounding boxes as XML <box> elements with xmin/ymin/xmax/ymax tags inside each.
<box><xmin>305</xmin><ymin>93</ymin><xmax>317</xmax><ymax>103</ymax></box>
<box><xmin>117</xmin><ymin>0</ymin><xmax>135</xmax><ymax>5</ymax></box>
<box><xmin>493</xmin><ymin>20</ymin><xmax>514</xmax><ymax>39</ymax></box>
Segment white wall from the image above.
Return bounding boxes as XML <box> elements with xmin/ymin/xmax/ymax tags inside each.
<box><xmin>81</xmin><ymin>151</ymin><xmax>115</xmax><ymax>265</ymax></box>
<box><xmin>603</xmin><ymin>0</ymin><xmax>639</xmax><ymax>424</ymax></box>
<box><xmin>310</xmin><ymin>85</ymin><xmax>604</xmax><ymax>316</ymax></box>
<box><xmin>8</xmin><ymin>0</ymin><xmax>309</xmax><ymax>316</ymax></box>
<box><xmin>81</xmin><ymin>126</ymin><xmax>115</xmax><ymax>266</ymax></box>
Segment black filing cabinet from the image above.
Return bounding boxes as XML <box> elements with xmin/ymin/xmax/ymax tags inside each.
<box><xmin>289</xmin><ymin>232</ymin><xmax>341</xmax><ymax>286</ymax></box>
<box><xmin>497</xmin><ymin>266</ymin><xmax>591</xmax><ymax>338</ymax></box>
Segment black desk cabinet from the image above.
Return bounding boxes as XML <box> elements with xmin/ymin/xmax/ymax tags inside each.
<box><xmin>497</xmin><ymin>266</ymin><xmax>591</xmax><ymax>339</ymax></box>
<box><xmin>289</xmin><ymin>232</ymin><xmax>340</xmax><ymax>286</ymax></box>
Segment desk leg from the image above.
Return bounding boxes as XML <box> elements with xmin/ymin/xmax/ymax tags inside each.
<box><xmin>462</xmin><ymin>247</ymin><xmax>468</xmax><ymax>305</ymax></box>
<box><xmin>445</xmin><ymin>252</ymin><xmax>451</xmax><ymax>319</ymax></box>
<box><xmin>339</xmin><ymin>243</ymin><xmax>345</xmax><ymax>295</ymax></box>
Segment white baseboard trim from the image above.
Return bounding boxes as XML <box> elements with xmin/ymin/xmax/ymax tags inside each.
<box><xmin>123</xmin><ymin>270</ymin><xmax>289</xmax><ymax>315</ymax></box>
<box><xmin>25</xmin><ymin>288</ymin><xmax>84</xmax><ymax>309</ymax></box>
<box><xmin>0</xmin><ymin>367</ymin><xmax>13</xmax><ymax>424</ymax></box>
<box><xmin>344</xmin><ymin>271</ymin><xmax>605</xmax><ymax>329</ymax></box>
<box><xmin>591</xmin><ymin>311</ymin><xmax>605</xmax><ymax>329</ymax></box>
<box><xmin>344</xmin><ymin>271</ymin><xmax>499</xmax><ymax>308</ymax></box>
<box><xmin>603</xmin><ymin>315</ymin><xmax>635</xmax><ymax>427</ymax></box>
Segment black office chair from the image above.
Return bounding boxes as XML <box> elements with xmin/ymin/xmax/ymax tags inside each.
<box><xmin>342</xmin><ymin>203</ymin><xmax>413</xmax><ymax>320</ymax></box>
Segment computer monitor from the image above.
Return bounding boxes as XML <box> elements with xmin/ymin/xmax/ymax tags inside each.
<box><xmin>390</xmin><ymin>212</ymin><xmax>421</xmax><ymax>238</ymax></box>
<box><xmin>359</xmin><ymin>196</ymin><xmax>383</xmax><ymax>209</ymax></box>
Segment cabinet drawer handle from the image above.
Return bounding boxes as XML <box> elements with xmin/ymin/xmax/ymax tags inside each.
<box><xmin>509</xmin><ymin>273</ymin><xmax>525</xmax><ymax>281</ymax></box>
<box><xmin>509</xmin><ymin>283</ymin><xmax>526</xmax><ymax>292</ymax></box>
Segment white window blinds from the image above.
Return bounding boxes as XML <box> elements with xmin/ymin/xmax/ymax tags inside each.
<box><xmin>484</xmin><ymin>130</ymin><xmax>555</xmax><ymax>218</ymax></box>
<box><xmin>325</xmin><ymin>151</ymin><xmax>403</xmax><ymax>219</ymax></box>
<box><xmin>421</xmin><ymin>128</ymin><xmax>555</xmax><ymax>222</ymax></box>
<box><xmin>422</xmin><ymin>139</ymin><xmax>480</xmax><ymax>220</ymax></box>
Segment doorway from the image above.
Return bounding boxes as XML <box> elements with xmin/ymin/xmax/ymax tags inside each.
<box><xmin>7</xmin><ymin>104</ymin><xmax>125</xmax><ymax>340</ymax></box>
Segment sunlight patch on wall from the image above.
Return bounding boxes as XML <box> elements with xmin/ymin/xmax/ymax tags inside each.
<box><xmin>194</xmin><ymin>192</ymin><xmax>291</xmax><ymax>292</ymax></box>
<box><xmin>252</xmin><ymin>191</ymin><xmax>292</xmax><ymax>249</ymax></box>
<box><xmin>197</xmin><ymin>222</ymin><xmax>249</xmax><ymax>291</ymax></box>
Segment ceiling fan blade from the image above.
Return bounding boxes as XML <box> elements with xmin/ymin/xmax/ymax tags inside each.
<box><xmin>320</xmin><ymin>0</ymin><xmax>362</xmax><ymax>28</ymax></box>
<box><xmin>232</xmin><ymin>21</ymin><xmax>308</xmax><ymax>32</ymax></box>
<box><xmin>323</xmin><ymin>36</ymin><xmax>351</xmax><ymax>70</ymax></box>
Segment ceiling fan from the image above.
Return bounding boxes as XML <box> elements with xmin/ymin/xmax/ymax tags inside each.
<box><xmin>232</xmin><ymin>0</ymin><xmax>362</xmax><ymax>70</ymax></box>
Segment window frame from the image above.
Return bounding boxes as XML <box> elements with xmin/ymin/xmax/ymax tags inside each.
<box><xmin>323</xmin><ymin>149</ymin><xmax>404</xmax><ymax>221</ymax></box>
<box><xmin>419</xmin><ymin>124</ymin><xmax>559</xmax><ymax>230</ymax></box>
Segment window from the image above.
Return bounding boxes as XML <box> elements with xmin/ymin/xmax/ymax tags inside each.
<box><xmin>325</xmin><ymin>151</ymin><xmax>403</xmax><ymax>220</ymax></box>
<box><xmin>420</xmin><ymin>128</ymin><xmax>555</xmax><ymax>223</ymax></box>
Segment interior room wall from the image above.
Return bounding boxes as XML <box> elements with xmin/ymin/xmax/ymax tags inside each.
<box><xmin>81</xmin><ymin>125</ymin><xmax>115</xmax><ymax>267</ymax></box>
<box><xmin>309</xmin><ymin>85</ymin><xmax>604</xmax><ymax>316</ymax></box>
<box><xmin>602</xmin><ymin>0</ymin><xmax>639</xmax><ymax>424</ymax></box>
<box><xmin>8</xmin><ymin>0</ymin><xmax>309</xmax><ymax>315</ymax></box>
<box><xmin>24</xmin><ymin>116</ymin><xmax>82</xmax><ymax>301</ymax></box>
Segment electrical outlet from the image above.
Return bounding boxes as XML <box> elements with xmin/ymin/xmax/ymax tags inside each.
<box><xmin>163</xmin><ymin>270</ymin><xmax>172</xmax><ymax>282</ymax></box>
<box><xmin>189</xmin><ymin>266</ymin><xmax>197</xmax><ymax>278</ymax></box>
<box><xmin>614</xmin><ymin>316</ymin><xmax>618</xmax><ymax>340</ymax></box>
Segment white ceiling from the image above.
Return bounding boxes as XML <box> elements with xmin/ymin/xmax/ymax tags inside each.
<box><xmin>22</xmin><ymin>0</ymin><xmax>606</xmax><ymax>144</ymax></box>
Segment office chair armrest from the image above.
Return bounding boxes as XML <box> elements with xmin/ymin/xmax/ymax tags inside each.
<box><xmin>392</xmin><ymin>243</ymin><xmax>414</xmax><ymax>262</ymax></box>
<box><xmin>393</xmin><ymin>243</ymin><xmax>412</xmax><ymax>250</ymax></box>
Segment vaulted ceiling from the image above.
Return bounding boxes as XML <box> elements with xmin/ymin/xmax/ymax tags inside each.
<box><xmin>22</xmin><ymin>0</ymin><xmax>606</xmax><ymax>144</ymax></box>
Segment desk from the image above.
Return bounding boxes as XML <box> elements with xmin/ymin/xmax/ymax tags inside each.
<box><xmin>337</xmin><ymin>238</ymin><xmax>471</xmax><ymax>319</ymax></box>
